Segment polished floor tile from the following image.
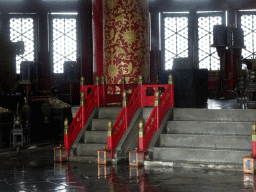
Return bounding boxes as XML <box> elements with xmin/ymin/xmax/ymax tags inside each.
<box><xmin>0</xmin><ymin>146</ymin><xmax>253</xmax><ymax>192</ymax></box>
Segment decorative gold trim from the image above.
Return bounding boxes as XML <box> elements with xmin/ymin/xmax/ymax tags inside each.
<box><xmin>95</xmin><ymin>76</ymin><xmax>100</xmax><ymax>85</ymax></box>
<box><xmin>108</xmin><ymin>120</ymin><xmax>113</xmax><ymax>137</ymax></box>
<box><xmin>64</xmin><ymin>118</ymin><xmax>69</xmax><ymax>135</ymax></box>
<box><xmin>121</xmin><ymin>75</ymin><xmax>126</xmax><ymax>84</ymax></box>
<box><xmin>101</xmin><ymin>75</ymin><xmax>105</xmax><ymax>85</ymax></box>
<box><xmin>80</xmin><ymin>91</ymin><xmax>85</xmax><ymax>107</ymax></box>
<box><xmin>80</xmin><ymin>76</ymin><xmax>85</xmax><ymax>86</ymax></box>
<box><xmin>138</xmin><ymin>75</ymin><xmax>143</xmax><ymax>85</ymax></box>
<box><xmin>122</xmin><ymin>90</ymin><xmax>127</xmax><ymax>107</ymax></box>
<box><xmin>139</xmin><ymin>120</ymin><xmax>144</xmax><ymax>138</ymax></box>
<box><xmin>168</xmin><ymin>74</ymin><xmax>173</xmax><ymax>84</ymax></box>
<box><xmin>154</xmin><ymin>90</ymin><xmax>160</xmax><ymax>107</ymax></box>
<box><xmin>252</xmin><ymin>122</ymin><xmax>256</xmax><ymax>142</ymax></box>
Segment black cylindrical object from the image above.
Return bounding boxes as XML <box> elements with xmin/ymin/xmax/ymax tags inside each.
<box><xmin>233</xmin><ymin>28</ymin><xmax>244</xmax><ymax>47</ymax></box>
<box><xmin>213</xmin><ymin>25</ymin><xmax>227</xmax><ymax>45</ymax></box>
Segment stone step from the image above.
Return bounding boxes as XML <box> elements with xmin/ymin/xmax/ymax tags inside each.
<box><xmin>71</xmin><ymin>106</ymin><xmax>80</xmax><ymax>118</ymax></box>
<box><xmin>173</xmin><ymin>108</ymin><xmax>256</xmax><ymax>122</ymax></box>
<box><xmin>153</xmin><ymin>147</ymin><xmax>250</xmax><ymax>164</ymax></box>
<box><xmin>76</xmin><ymin>143</ymin><xmax>107</xmax><ymax>156</ymax></box>
<box><xmin>83</xmin><ymin>131</ymin><xmax>108</xmax><ymax>144</ymax></box>
<box><xmin>167</xmin><ymin>121</ymin><xmax>252</xmax><ymax>135</ymax></box>
<box><xmin>160</xmin><ymin>134</ymin><xmax>251</xmax><ymax>150</ymax></box>
<box><xmin>98</xmin><ymin>107</ymin><xmax>122</xmax><ymax>119</ymax></box>
<box><xmin>142</xmin><ymin>107</ymin><xmax>154</xmax><ymax>121</ymax></box>
<box><xmin>91</xmin><ymin>118</ymin><xmax>117</xmax><ymax>131</ymax></box>
<box><xmin>69</xmin><ymin>155</ymin><xmax>98</xmax><ymax>163</ymax></box>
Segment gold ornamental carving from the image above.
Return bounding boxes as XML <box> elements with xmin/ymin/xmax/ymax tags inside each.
<box><xmin>104</xmin><ymin>0</ymin><xmax>150</xmax><ymax>84</ymax></box>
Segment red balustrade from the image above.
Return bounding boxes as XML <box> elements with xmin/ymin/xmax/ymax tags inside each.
<box><xmin>80</xmin><ymin>85</ymin><xmax>94</xmax><ymax>100</ymax></box>
<box><xmin>108</xmin><ymin>85</ymin><xmax>141</xmax><ymax>154</ymax></box>
<box><xmin>65</xmin><ymin>76</ymin><xmax>174</xmax><ymax>157</ymax></box>
<box><xmin>139</xmin><ymin>84</ymin><xmax>174</xmax><ymax>152</ymax></box>
<box><xmin>65</xmin><ymin>78</ymin><xmax>138</xmax><ymax>154</ymax></box>
<box><xmin>108</xmin><ymin>84</ymin><xmax>175</xmax><ymax>156</ymax></box>
<box><xmin>65</xmin><ymin>86</ymin><xmax>98</xmax><ymax>153</ymax></box>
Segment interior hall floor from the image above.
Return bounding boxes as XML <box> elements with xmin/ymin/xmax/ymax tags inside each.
<box><xmin>0</xmin><ymin>98</ymin><xmax>255</xmax><ymax>192</ymax></box>
<box><xmin>0</xmin><ymin>145</ymin><xmax>253</xmax><ymax>192</ymax></box>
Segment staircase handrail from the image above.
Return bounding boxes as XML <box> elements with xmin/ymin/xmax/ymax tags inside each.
<box><xmin>108</xmin><ymin>85</ymin><xmax>141</xmax><ymax>152</ymax></box>
<box><xmin>65</xmin><ymin>85</ymin><xmax>98</xmax><ymax>151</ymax></box>
<box><xmin>139</xmin><ymin>84</ymin><xmax>174</xmax><ymax>152</ymax></box>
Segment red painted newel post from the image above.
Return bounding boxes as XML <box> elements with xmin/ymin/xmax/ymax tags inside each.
<box><xmin>252</xmin><ymin>122</ymin><xmax>256</xmax><ymax>157</ymax></box>
<box><xmin>138</xmin><ymin>75</ymin><xmax>144</xmax><ymax>107</ymax></box>
<box><xmin>101</xmin><ymin>76</ymin><xmax>106</xmax><ymax>107</ymax></box>
<box><xmin>168</xmin><ymin>74</ymin><xmax>175</xmax><ymax>107</ymax></box>
<box><xmin>139</xmin><ymin>120</ymin><xmax>145</xmax><ymax>152</ymax></box>
<box><xmin>154</xmin><ymin>89</ymin><xmax>160</xmax><ymax>130</ymax></box>
<box><xmin>95</xmin><ymin>76</ymin><xmax>101</xmax><ymax>107</ymax></box>
<box><xmin>122</xmin><ymin>90</ymin><xmax>128</xmax><ymax>130</ymax></box>
<box><xmin>80</xmin><ymin>76</ymin><xmax>85</xmax><ymax>94</ymax></box>
<box><xmin>107</xmin><ymin>120</ymin><xmax>114</xmax><ymax>157</ymax></box>
<box><xmin>121</xmin><ymin>75</ymin><xmax>126</xmax><ymax>96</ymax></box>
<box><xmin>80</xmin><ymin>91</ymin><xmax>86</xmax><ymax>129</ymax></box>
<box><xmin>64</xmin><ymin>118</ymin><xmax>70</xmax><ymax>154</ymax></box>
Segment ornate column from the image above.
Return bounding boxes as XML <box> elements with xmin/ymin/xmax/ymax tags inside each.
<box><xmin>104</xmin><ymin>0</ymin><xmax>150</xmax><ymax>84</ymax></box>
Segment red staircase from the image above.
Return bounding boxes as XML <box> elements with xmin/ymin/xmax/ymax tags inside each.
<box><xmin>65</xmin><ymin>75</ymin><xmax>174</xmax><ymax>157</ymax></box>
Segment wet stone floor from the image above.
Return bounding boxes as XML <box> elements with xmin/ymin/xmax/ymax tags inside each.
<box><xmin>0</xmin><ymin>146</ymin><xmax>254</xmax><ymax>192</ymax></box>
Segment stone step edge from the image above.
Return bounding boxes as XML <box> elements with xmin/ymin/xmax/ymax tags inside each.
<box><xmin>162</xmin><ymin>133</ymin><xmax>251</xmax><ymax>136</ymax></box>
<box><xmin>155</xmin><ymin>146</ymin><xmax>252</xmax><ymax>152</ymax></box>
<box><xmin>69</xmin><ymin>155</ymin><xmax>98</xmax><ymax>164</ymax></box>
<box><xmin>144</xmin><ymin>160</ymin><xmax>243</xmax><ymax>171</ymax></box>
<box><xmin>169</xmin><ymin>120</ymin><xmax>255</xmax><ymax>123</ymax></box>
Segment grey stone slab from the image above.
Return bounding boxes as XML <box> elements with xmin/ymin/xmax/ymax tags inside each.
<box><xmin>160</xmin><ymin>134</ymin><xmax>251</xmax><ymax>150</ymax></box>
<box><xmin>142</xmin><ymin>107</ymin><xmax>154</xmax><ymax>120</ymax></box>
<box><xmin>153</xmin><ymin>147</ymin><xmax>250</xmax><ymax>164</ymax></box>
<box><xmin>83</xmin><ymin>131</ymin><xmax>108</xmax><ymax>144</ymax></box>
<box><xmin>77</xmin><ymin>143</ymin><xmax>106</xmax><ymax>156</ymax></box>
<box><xmin>173</xmin><ymin>108</ymin><xmax>256</xmax><ymax>122</ymax></box>
<box><xmin>167</xmin><ymin>121</ymin><xmax>252</xmax><ymax>135</ymax></box>
<box><xmin>91</xmin><ymin>118</ymin><xmax>117</xmax><ymax>131</ymax></box>
<box><xmin>71</xmin><ymin>106</ymin><xmax>80</xmax><ymax>118</ymax></box>
<box><xmin>98</xmin><ymin>107</ymin><xmax>122</xmax><ymax>119</ymax></box>
<box><xmin>69</xmin><ymin>155</ymin><xmax>98</xmax><ymax>163</ymax></box>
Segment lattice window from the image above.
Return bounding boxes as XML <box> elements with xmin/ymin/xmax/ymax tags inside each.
<box><xmin>52</xmin><ymin>17</ymin><xmax>77</xmax><ymax>73</ymax></box>
<box><xmin>198</xmin><ymin>15</ymin><xmax>222</xmax><ymax>70</ymax></box>
<box><xmin>10</xmin><ymin>17</ymin><xmax>34</xmax><ymax>74</ymax></box>
<box><xmin>241</xmin><ymin>14</ymin><xmax>256</xmax><ymax>59</ymax></box>
<box><xmin>164</xmin><ymin>15</ymin><xmax>189</xmax><ymax>70</ymax></box>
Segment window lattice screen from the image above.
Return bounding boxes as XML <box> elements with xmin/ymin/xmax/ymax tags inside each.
<box><xmin>10</xmin><ymin>18</ymin><xmax>34</xmax><ymax>74</ymax></box>
<box><xmin>241</xmin><ymin>14</ymin><xmax>256</xmax><ymax>59</ymax></box>
<box><xmin>198</xmin><ymin>16</ymin><xmax>222</xmax><ymax>71</ymax></box>
<box><xmin>52</xmin><ymin>18</ymin><xmax>77</xmax><ymax>73</ymax></box>
<box><xmin>164</xmin><ymin>16</ymin><xmax>188</xmax><ymax>70</ymax></box>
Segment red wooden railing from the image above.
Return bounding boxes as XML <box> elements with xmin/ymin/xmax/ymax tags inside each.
<box><xmin>64</xmin><ymin>76</ymin><xmax>137</xmax><ymax>154</ymax></box>
<box><xmin>108</xmin><ymin>83</ymin><xmax>174</xmax><ymax>156</ymax></box>
<box><xmin>108</xmin><ymin>85</ymin><xmax>141</xmax><ymax>153</ymax></box>
<box><xmin>65</xmin><ymin>75</ymin><xmax>174</xmax><ymax>157</ymax></box>
<box><xmin>139</xmin><ymin>84</ymin><xmax>174</xmax><ymax>152</ymax></box>
<box><xmin>65</xmin><ymin>85</ymin><xmax>98</xmax><ymax>153</ymax></box>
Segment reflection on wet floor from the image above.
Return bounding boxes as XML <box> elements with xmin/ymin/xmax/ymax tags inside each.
<box><xmin>0</xmin><ymin>148</ymin><xmax>254</xmax><ymax>192</ymax></box>
<box><xmin>206</xmin><ymin>99</ymin><xmax>256</xmax><ymax>109</ymax></box>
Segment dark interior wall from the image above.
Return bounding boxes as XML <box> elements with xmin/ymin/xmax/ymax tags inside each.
<box><xmin>0</xmin><ymin>0</ymin><xmax>93</xmax><ymax>89</ymax></box>
<box><xmin>1</xmin><ymin>0</ymin><xmax>256</xmax><ymax>86</ymax></box>
<box><xmin>149</xmin><ymin>0</ymin><xmax>256</xmax><ymax>12</ymax></box>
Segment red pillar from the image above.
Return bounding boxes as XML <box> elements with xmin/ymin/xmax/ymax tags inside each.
<box><xmin>104</xmin><ymin>0</ymin><xmax>150</xmax><ymax>85</ymax></box>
